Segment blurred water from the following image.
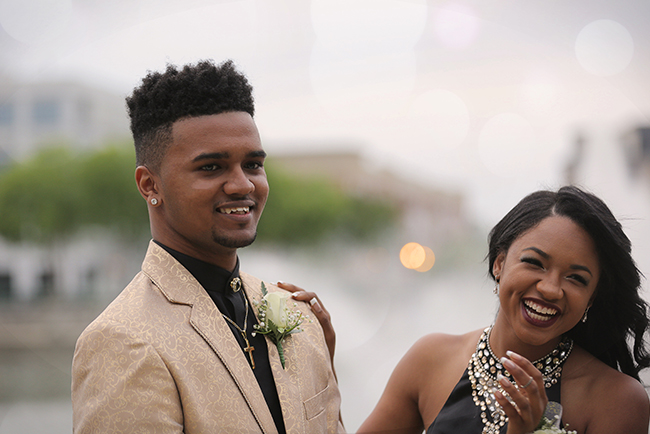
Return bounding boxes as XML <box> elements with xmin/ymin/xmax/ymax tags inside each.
<box><xmin>0</xmin><ymin>401</ymin><xmax>71</xmax><ymax>434</ymax></box>
<box><xmin>241</xmin><ymin>244</ymin><xmax>496</xmax><ymax>432</ymax></box>
<box><xmin>1</xmin><ymin>240</ymin><xmax>648</xmax><ymax>433</ymax></box>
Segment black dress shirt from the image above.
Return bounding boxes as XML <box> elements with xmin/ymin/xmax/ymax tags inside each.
<box><xmin>154</xmin><ymin>241</ymin><xmax>286</xmax><ymax>434</ymax></box>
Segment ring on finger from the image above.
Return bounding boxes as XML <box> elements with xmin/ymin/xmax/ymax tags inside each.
<box><xmin>520</xmin><ymin>376</ymin><xmax>533</xmax><ymax>389</ymax></box>
<box><xmin>309</xmin><ymin>297</ymin><xmax>318</xmax><ymax>306</ymax></box>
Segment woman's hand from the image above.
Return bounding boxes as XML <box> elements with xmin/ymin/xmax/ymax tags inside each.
<box><xmin>495</xmin><ymin>351</ymin><xmax>547</xmax><ymax>434</ymax></box>
<box><xmin>276</xmin><ymin>282</ymin><xmax>336</xmax><ymax>367</ymax></box>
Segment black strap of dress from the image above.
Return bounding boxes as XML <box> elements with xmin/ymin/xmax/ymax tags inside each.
<box><xmin>427</xmin><ymin>367</ymin><xmax>562</xmax><ymax>434</ymax></box>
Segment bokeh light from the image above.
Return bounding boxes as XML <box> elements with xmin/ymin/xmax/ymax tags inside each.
<box><xmin>575</xmin><ymin>19</ymin><xmax>634</xmax><ymax>77</ymax></box>
<box><xmin>310</xmin><ymin>0</ymin><xmax>427</xmax><ymax>55</ymax></box>
<box><xmin>400</xmin><ymin>242</ymin><xmax>426</xmax><ymax>269</ymax></box>
<box><xmin>432</xmin><ymin>3</ymin><xmax>480</xmax><ymax>50</ymax></box>
<box><xmin>415</xmin><ymin>246</ymin><xmax>436</xmax><ymax>272</ymax></box>
<box><xmin>399</xmin><ymin>242</ymin><xmax>436</xmax><ymax>272</ymax></box>
<box><xmin>309</xmin><ymin>0</ymin><xmax>426</xmax><ymax>119</ymax></box>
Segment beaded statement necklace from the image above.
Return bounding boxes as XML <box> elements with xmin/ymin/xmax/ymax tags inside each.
<box><xmin>467</xmin><ymin>326</ymin><xmax>573</xmax><ymax>434</ymax></box>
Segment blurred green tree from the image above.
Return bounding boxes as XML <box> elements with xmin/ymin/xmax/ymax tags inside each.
<box><xmin>76</xmin><ymin>145</ymin><xmax>149</xmax><ymax>238</ymax></box>
<box><xmin>0</xmin><ymin>147</ymin><xmax>83</xmax><ymax>243</ymax></box>
<box><xmin>0</xmin><ymin>146</ymin><xmax>396</xmax><ymax>247</ymax></box>
<box><xmin>258</xmin><ymin>162</ymin><xmax>397</xmax><ymax>245</ymax></box>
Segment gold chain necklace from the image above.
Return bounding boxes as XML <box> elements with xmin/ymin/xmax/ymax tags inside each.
<box><xmin>221</xmin><ymin>277</ymin><xmax>256</xmax><ymax>369</ymax></box>
<box><xmin>467</xmin><ymin>326</ymin><xmax>573</xmax><ymax>434</ymax></box>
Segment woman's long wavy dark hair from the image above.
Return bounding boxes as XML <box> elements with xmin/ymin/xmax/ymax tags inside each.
<box><xmin>487</xmin><ymin>186</ymin><xmax>650</xmax><ymax>380</ymax></box>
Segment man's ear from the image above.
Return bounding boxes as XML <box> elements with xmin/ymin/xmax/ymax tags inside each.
<box><xmin>135</xmin><ymin>166</ymin><xmax>159</xmax><ymax>204</ymax></box>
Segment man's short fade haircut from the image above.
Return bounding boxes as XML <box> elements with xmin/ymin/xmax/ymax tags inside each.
<box><xmin>126</xmin><ymin>59</ymin><xmax>255</xmax><ymax>170</ymax></box>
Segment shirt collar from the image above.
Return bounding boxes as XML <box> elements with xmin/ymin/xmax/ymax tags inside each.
<box><xmin>153</xmin><ymin>240</ymin><xmax>240</xmax><ymax>295</ymax></box>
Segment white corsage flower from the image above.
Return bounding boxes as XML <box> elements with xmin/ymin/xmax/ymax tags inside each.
<box><xmin>530</xmin><ymin>402</ymin><xmax>577</xmax><ymax>434</ymax></box>
<box><xmin>253</xmin><ymin>282</ymin><xmax>304</xmax><ymax>368</ymax></box>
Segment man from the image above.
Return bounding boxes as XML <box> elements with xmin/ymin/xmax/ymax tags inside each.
<box><xmin>72</xmin><ymin>60</ymin><xmax>343</xmax><ymax>433</ymax></box>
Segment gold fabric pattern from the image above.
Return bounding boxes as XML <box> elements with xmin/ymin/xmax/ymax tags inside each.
<box><xmin>72</xmin><ymin>241</ymin><xmax>343</xmax><ymax>434</ymax></box>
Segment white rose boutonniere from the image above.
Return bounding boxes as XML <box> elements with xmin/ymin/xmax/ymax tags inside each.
<box><xmin>253</xmin><ymin>282</ymin><xmax>305</xmax><ymax>368</ymax></box>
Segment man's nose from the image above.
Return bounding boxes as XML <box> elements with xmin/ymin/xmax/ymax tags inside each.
<box><xmin>224</xmin><ymin>167</ymin><xmax>254</xmax><ymax>196</ymax></box>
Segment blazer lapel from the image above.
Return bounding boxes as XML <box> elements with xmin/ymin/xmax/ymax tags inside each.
<box><xmin>242</xmin><ymin>273</ymin><xmax>305</xmax><ymax>433</ymax></box>
<box><xmin>141</xmin><ymin>242</ymin><xmax>278</xmax><ymax>434</ymax></box>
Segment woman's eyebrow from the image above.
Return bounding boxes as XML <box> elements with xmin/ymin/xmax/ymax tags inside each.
<box><xmin>523</xmin><ymin>247</ymin><xmax>593</xmax><ymax>276</ymax></box>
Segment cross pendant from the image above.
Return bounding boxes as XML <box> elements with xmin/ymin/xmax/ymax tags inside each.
<box><xmin>243</xmin><ymin>337</ymin><xmax>255</xmax><ymax>369</ymax></box>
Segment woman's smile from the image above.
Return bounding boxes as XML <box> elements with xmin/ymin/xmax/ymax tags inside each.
<box><xmin>521</xmin><ymin>298</ymin><xmax>560</xmax><ymax>327</ymax></box>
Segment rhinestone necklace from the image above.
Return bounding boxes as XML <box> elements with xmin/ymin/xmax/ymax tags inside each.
<box><xmin>467</xmin><ymin>326</ymin><xmax>573</xmax><ymax>434</ymax></box>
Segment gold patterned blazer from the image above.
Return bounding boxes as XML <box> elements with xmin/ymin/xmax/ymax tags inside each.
<box><xmin>72</xmin><ymin>241</ymin><xmax>343</xmax><ymax>433</ymax></box>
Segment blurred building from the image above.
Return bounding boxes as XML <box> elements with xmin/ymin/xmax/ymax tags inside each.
<box><xmin>0</xmin><ymin>74</ymin><xmax>129</xmax><ymax>165</ymax></box>
<box><xmin>0</xmin><ymin>76</ymin><xmax>468</xmax><ymax>301</ymax></box>
<box><xmin>271</xmin><ymin>151</ymin><xmax>467</xmax><ymax>247</ymax></box>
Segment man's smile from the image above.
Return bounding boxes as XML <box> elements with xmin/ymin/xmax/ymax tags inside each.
<box><xmin>218</xmin><ymin>206</ymin><xmax>250</xmax><ymax>215</ymax></box>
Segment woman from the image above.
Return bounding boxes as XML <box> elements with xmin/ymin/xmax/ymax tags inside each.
<box><xmin>357</xmin><ymin>186</ymin><xmax>650</xmax><ymax>434</ymax></box>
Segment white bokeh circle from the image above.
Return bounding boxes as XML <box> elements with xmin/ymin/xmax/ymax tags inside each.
<box><xmin>0</xmin><ymin>0</ymin><xmax>72</xmax><ymax>45</ymax></box>
<box><xmin>478</xmin><ymin>113</ymin><xmax>540</xmax><ymax>177</ymax></box>
<box><xmin>310</xmin><ymin>45</ymin><xmax>417</xmax><ymax>119</ymax></box>
<box><xmin>433</xmin><ymin>4</ymin><xmax>480</xmax><ymax>49</ymax></box>
<box><xmin>575</xmin><ymin>19</ymin><xmax>634</xmax><ymax>77</ymax></box>
<box><xmin>520</xmin><ymin>70</ymin><xmax>560</xmax><ymax>113</ymax></box>
<box><xmin>410</xmin><ymin>89</ymin><xmax>470</xmax><ymax>149</ymax></box>
<box><xmin>310</xmin><ymin>0</ymin><xmax>427</xmax><ymax>56</ymax></box>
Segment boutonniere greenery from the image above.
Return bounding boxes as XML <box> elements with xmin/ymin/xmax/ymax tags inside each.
<box><xmin>252</xmin><ymin>282</ymin><xmax>305</xmax><ymax>368</ymax></box>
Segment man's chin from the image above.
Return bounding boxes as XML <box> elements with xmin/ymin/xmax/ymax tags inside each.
<box><xmin>211</xmin><ymin>231</ymin><xmax>257</xmax><ymax>249</ymax></box>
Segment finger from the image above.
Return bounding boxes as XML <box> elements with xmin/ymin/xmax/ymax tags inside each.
<box><xmin>274</xmin><ymin>282</ymin><xmax>337</xmax><ymax>366</ymax></box>
<box><xmin>504</xmin><ymin>351</ymin><xmax>545</xmax><ymax>392</ymax></box>
<box><xmin>493</xmin><ymin>386</ymin><xmax>533</xmax><ymax>434</ymax></box>
<box><xmin>288</xmin><ymin>291</ymin><xmax>325</xmax><ymax>314</ymax></box>
<box><xmin>495</xmin><ymin>374</ymin><xmax>537</xmax><ymax>431</ymax></box>
<box><xmin>276</xmin><ymin>281</ymin><xmax>303</xmax><ymax>293</ymax></box>
<box><xmin>500</xmin><ymin>354</ymin><xmax>547</xmax><ymax>430</ymax></box>
<box><xmin>501</xmin><ymin>355</ymin><xmax>541</xmax><ymax>393</ymax></box>
<box><xmin>275</xmin><ymin>282</ymin><xmax>324</xmax><ymax>313</ymax></box>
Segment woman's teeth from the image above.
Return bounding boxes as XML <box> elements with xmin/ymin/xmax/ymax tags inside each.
<box><xmin>524</xmin><ymin>300</ymin><xmax>557</xmax><ymax>321</ymax></box>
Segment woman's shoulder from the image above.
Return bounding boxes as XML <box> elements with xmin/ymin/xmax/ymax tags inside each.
<box><xmin>566</xmin><ymin>346</ymin><xmax>646</xmax><ymax>394</ymax></box>
<box><xmin>405</xmin><ymin>328</ymin><xmax>484</xmax><ymax>368</ymax></box>
<box><xmin>563</xmin><ymin>346</ymin><xmax>650</xmax><ymax>432</ymax></box>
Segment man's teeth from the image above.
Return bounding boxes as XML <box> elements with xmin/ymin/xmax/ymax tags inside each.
<box><xmin>219</xmin><ymin>207</ymin><xmax>249</xmax><ymax>215</ymax></box>
<box><xmin>524</xmin><ymin>300</ymin><xmax>558</xmax><ymax>321</ymax></box>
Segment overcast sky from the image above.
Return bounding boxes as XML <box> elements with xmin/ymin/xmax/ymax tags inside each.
<box><xmin>2</xmin><ymin>0</ymin><xmax>649</xmax><ymax>233</ymax></box>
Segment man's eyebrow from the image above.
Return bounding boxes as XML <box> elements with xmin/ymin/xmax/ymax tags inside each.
<box><xmin>191</xmin><ymin>150</ymin><xmax>266</xmax><ymax>163</ymax></box>
<box><xmin>249</xmin><ymin>150</ymin><xmax>267</xmax><ymax>159</ymax></box>
<box><xmin>192</xmin><ymin>152</ymin><xmax>228</xmax><ymax>162</ymax></box>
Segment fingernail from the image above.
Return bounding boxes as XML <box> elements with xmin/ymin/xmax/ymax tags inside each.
<box><xmin>506</xmin><ymin>350</ymin><xmax>521</xmax><ymax>360</ymax></box>
<box><xmin>312</xmin><ymin>300</ymin><xmax>323</xmax><ymax>313</ymax></box>
<box><xmin>277</xmin><ymin>280</ymin><xmax>284</xmax><ymax>284</ymax></box>
<box><xmin>500</xmin><ymin>357</ymin><xmax>515</xmax><ymax>369</ymax></box>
